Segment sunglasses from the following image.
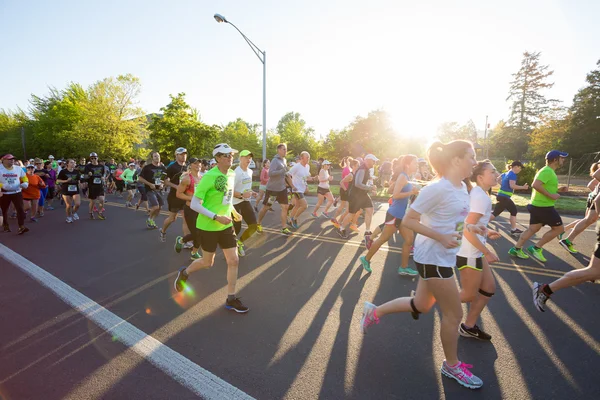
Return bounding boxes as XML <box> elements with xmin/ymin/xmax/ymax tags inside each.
<box><xmin>217</xmin><ymin>153</ymin><xmax>233</xmax><ymax>158</ymax></box>
<box><xmin>90</xmin><ymin>157</ymin><xmax>97</xmax><ymax>159</ymax></box>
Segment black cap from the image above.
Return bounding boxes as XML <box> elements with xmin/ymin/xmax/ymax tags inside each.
<box><xmin>510</xmin><ymin>161</ymin><xmax>523</xmax><ymax>168</ymax></box>
<box><xmin>188</xmin><ymin>157</ymin><xmax>200</xmax><ymax>164</ymax></box>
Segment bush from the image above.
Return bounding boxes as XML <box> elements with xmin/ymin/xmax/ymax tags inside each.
<box><xmin>517</xmin><ymin>164</ymin><xmax>537</xmax><ymax>187</ymax></box>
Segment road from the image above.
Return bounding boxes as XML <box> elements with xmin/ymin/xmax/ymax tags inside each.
<box><xmin>1</xmin><ymin>195</ymin><xmax>599</xmax><ymax>400</ymax></box>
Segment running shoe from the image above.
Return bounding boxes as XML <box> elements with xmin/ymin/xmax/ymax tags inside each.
<box><xmin>159</xmin><ymin>231</ymin><xmax>167</xmax><ymax>242</ymax></box>
<box><xmin>287</xmin><ymin>217</ymin><xmax>294</xmax><ymax>228</ymax></box>
<box><xmin>3</xmin><ymin>224</ymin><xmax>10</xmax><ymax>233</ymax></box>
<box><xmin>66</xmin><ymin>217</ymin><xmax>73</xmax><ymax>224</ymax></box>
<box><xmin>89</xmin><ymin>213</ymin><xmax>95</xmax><ymax>220</ymax></box>
<box><xmin>174</xmin><ymin>266</ymin><xmax>188</xmax><ymax>292</ymax></box>
<box><xmin>360</xmin><ymin>302</ymin><xmax>379</xmax><ymax>334</ymax></box>
<box><xmin>46</xmin><ymin>206</ymin><xmax>54</xmax><ymax>210</ymax></box>
<box><xmin>511</xmin><ymin>228</ymin><xmax>523</xmax><ymax>235</ymax></box>
<box><xmin>508</xmin><ymin>247</ymin><xmax>529</xmax><ymax>259</ymax></box>
<box><xmin>146</xmin><ymin>219</ymin><xmax>154</xmax><ymax>229</ymax></box>
<box><xmin>532</xmin><ymin>282</ymin><xmax>549</xmax><ymax>312</ymax></box>
<box><xmin>359</xmin><ymin>256</ymin><xmax>372</xmax><ymax>273</ymax></box>
<box><xmin>333</xmin><ymin>198</ymin><xmax>338</xmax><ymax>208</ymax></box>
<box><xmin>320</xmin><ymin>212</ymin><xmax>330</xmax><ymax>219</ymax></box>
<box><xmin>527</xmin><ymin>246</ymin><xmax>547</xmax><ymax>262</ymax></box>
<box><xmin>30</xmin><ymin>217</ymin><xmax>38</xmax><ymax>223</ymax></box>
<box><xmin>330</xmin><ymin>218</ymin><xmax>340</xmax><ymax>229</ymax></box>
<box><xmin>256</xmin><ymin>224</ymin><xmax>263</xmax><ymax>233</ymax></box>
<box><xmin>410</xmin><ymin>246</ymin><xmax>415</xmax><ymax>256</ymax></box>
<box><xmin>365</xmin><ymin>235</ymin><xmax>373</xmax><ymax>250</ymax></box>
<box><xmin>190</xmin><ymin>252</ymin><xmax>202</xmax><ymax>260</ymax></box>
<box><xmin>135</xmin><ymin>204</ymin><xmax>140</xmax><ymax>211</ymax></box>
<box><xmin>225</xmin><ymin>297</ymin><xmax>249</xmax><ymax>313</ymax></box>
<box><xmin>17</xmin><ymin>226</ymin><xmax>29</xmax><ymax>235</ymax></box>
<box><xmin>440</xmin><ymin>361</ymin><xmax>483</xmax><ymax>389</ymax></box>
<box><xmin>459</xmin><ymin>323</ymin><xmax>492</xmax><ymax>341</ymax></box>
<box><xmin>93</xmin><ymin>206</ymin><xmax>98</xmax><ymax>213</ymax></box>
<box><xmin>349</xmin><ymin>224</ymin><xmax>359</xmax><ymax>233</ymax></box>
<box><xmin>398</xmin><ymin>267</ymin><xmax>418</xmax><ymax>276</ymax></box>
<box><xmin>97</xmin><ymin>213</ymin><xmax>106</xmax><ymax>220</ymax></box>
<box><xmin>311</xmin><ymin>211</ymin><xmax>319</xmax><ymax>218</ymax></box>
<box><xmin>72</xmin><ymin>213</ymin><xmax>79</xmax><ymax>221</ymax></box>
<box><xmin>337</xmin><ymin>228</ymin><xmax>349</xmax><ymax>239</ymax></box>
<box><xmin>558</xmin><ymin>232</ymin><xmax>564</xmax><ymax>240</ymax></box>
<box><xmin>291</xmin><ymin>219</ymin><xmax>299</xmax><ymax>230</ymax></box>
<box><xmin>410</xmin><ymin>290</ymin><xmax>419</xmax><ymax>320</ymax></box>
<box><xmin>559</xmin><ymin>239</ymin><xmax>578</xmax><ymax>254</ymax></box>
<box><xmin>281</xmin><ymin>227</ymin><xmax>292</xmax><ymax>235</ymax></box>
<box><xmin>183</xmin><ymin>242</ymin><xmax>193</xmax><ymax>249</ymax></box>
<box><xmin>237</xmin><ymin>240</ymin><xmax>245</xmax><ymax>257</ymax></box>
<box><xmin>174</xmin><ymin>236</ymin><xmax>183</xmax><ymax>253</ymax></box>
<box><xmin>38</xmin><ymin>211</ymin><xmax>44</xmax><ymax>217</ymax></box>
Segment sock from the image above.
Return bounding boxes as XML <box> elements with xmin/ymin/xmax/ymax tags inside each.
<box><xmin>227</xmin><ymin>294</ymin><xmax>236</xmax><ymax>302</ymax></box>
<box><xmin>534</xmin><ymin>246</ymin><xmax>541</xmax><ymax>250</ymax></box>
<box><xmin>542</xmin><ymin>284</ymin><xmax>553</xmax><ymax>296</ymax></box>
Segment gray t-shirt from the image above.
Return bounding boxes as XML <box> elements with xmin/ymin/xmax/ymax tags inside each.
<box><xmin>266</xmin><ymin>154</ymin><xmax>287</xmax><ymax>192</ymax></box>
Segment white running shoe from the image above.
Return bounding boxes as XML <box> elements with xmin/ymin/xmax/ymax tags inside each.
<box><xmin>66</xmin><ymin>217</ymin><xmax>73</xmax><ymax>223</ymax></box>
<box><xmin>72</xmin><ymin>213</ymin><xmax>79</xmax><ymax>221</ymax></box>
<box><xmin>441</xmin><ymin>360</ymin><xmax>483</xmax><ymax>389</ymax></box>
<box><xmin>183</xmin><ymin>241</ymin><xmax>194</xmax><ymax>249</ymax></box>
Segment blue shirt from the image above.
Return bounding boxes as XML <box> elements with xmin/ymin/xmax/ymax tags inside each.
<box><xmin>498</xmin><ymin>170</ymin><xmax>517</xmax><ymax>198</ymax></box>
<box><xmin>388</xmin><ymin>173</ymin><xmax>411</xmax><ymax>219</ymax></box>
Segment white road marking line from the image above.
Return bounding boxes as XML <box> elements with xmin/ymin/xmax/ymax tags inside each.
<box><xmin>0</xmin><ymin>243</ymin><xmax>254</xmax><ymax>400</ymax></box>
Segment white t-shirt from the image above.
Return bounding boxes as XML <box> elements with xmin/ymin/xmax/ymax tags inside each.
<box><xmin>410</xmin><ymin>178</ymin><xmax>470</xmax><ymax>267</ymax></box>
<box><xmin>288</xmin><ymin>162</ymin><xmax>310</xmax><ymax>193</ymax></box>
<box><xmin>318</xmin><ymin>169</ymin><xmax>330</xmax><ymax>189</ymax></box>
<box><xmin>232</xmin><ymin>166</ymin><xmax>253</xmax><ymax>205</ymax></box>
<box><xmin>0</xmin><ymin>164</ymin><xmax>27</xmax><ymax>194</ymax></box>
<box><xmin>457</xmin><ymin>186</ymin><xmax>492</xmax><ymax>259</ymax></box>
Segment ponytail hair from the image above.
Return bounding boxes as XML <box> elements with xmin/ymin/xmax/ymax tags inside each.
<box><xmin>262</xmin><ymin>159</ymin><xmax>269</xmax><ymax>168</ymax></box>
<box><xmin>347</xmin><ymin>157</ymin><xmax>359</xmax><ymax>170</ymax></box>
<box><xmin>427</xmin><ymin>140</ymin><xmax>473</xmax><ymax>176</ymax></box>
<box><xmin>590</xmin><ymin>162</ymin><xmax>600</xmax><ymax>176</ymax></box>
<box><xmin>463</xmin><ymin>159</ymin><xmax>493</xmax><ymax>193</ymax></box>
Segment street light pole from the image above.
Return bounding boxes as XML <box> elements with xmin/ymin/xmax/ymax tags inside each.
<box><xmin>214</xmin><ymin>13</ymin><xmax>267</xmax><ymax>161</ymax></box>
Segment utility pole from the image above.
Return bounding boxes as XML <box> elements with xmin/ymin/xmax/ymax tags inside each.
<box><xmin>483</xmin><ymin>115</ymin><xmax>489</xmax><ymax>159</ymax></box>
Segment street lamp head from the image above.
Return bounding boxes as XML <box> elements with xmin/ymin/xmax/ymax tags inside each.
<box><xmin>214</xmin><ymin>13</ymin><xmax>228</xmax><ymax>23</ymax></box>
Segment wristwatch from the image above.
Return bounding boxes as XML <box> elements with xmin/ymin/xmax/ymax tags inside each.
<box><xmin>213</xmin><ymin>214</ymin><xmax>218</xmax><ymax>220</ymax></box>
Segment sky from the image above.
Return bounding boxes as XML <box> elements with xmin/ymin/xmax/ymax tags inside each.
<box><xmin>1</xmin><ymin>0</ymin><xmax>599</xmax><ymax>142</ymax></box>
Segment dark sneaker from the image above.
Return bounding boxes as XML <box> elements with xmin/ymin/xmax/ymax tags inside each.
<box><xmin>511</xmin><ymin>228</ymin><xmax>523</xmax><ymax>235</ymax></box>
<box><xmin>174</xmin><ymin>236</ymin><xmax>183</xmax><ymax>253</ymax></box>
<box><xmin>337</xmin><ymin>228</ymin><xmax>349</xmax><ymax>239</ymax></box>
<box><xmin>89</xmin><ymin>213</ymin><xmax>95</xmax><ymax>220</ymax></box>
<box><xmin>18</xmin><ymin>226</ymin><xmax>29</xmax><ymax>235</ymax></box>
<box><xmin>532</xmin><ymin>282</ymin><xmax>549</xmax><ymax>312</ymax></box>
<box><xmin>174</xmin><ymin>266</ymin><xmax>188</xmax><ymax>292</ymax></box>
<box><xmin>3</xmin><ymin>224</ymin><xmax>10</xmax><ymax>233</ymax></box>
<box><xmin>160</xmin><ymin>231</ymin><xmax>167</xmax><ymax>242</ymax></box>
<box><xmin>225</xmin><ymin>297</ymin><xmax>249</xmax><ymax>313</ymax></box>
<box><xmin>365</xmin><ymin>235</ymin><xmax>374</xmax><ymax>250</ymax></box>
<box><xmin>459</xmin><ymin>323</ymin><xmax>492</xmax><ymax>341</ymax></box>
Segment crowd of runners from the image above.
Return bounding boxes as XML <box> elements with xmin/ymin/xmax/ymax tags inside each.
<box><xmin>2</xmin><ymin>139</ymin><xmax>600</xmax><ymax>390</ymax></box>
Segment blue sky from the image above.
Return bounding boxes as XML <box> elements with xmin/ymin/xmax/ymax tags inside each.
<box><xmin>1</xmin><ymin>0</ymin><xmax>599</xmax><ymax>141</ymax></box>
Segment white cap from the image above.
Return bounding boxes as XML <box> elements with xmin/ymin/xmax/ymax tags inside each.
<box><xmin>212</xmin><ymin>143</ymin><xmax>238</xmax><ymax>157</ymax></box>
<box><xmin>175</xmin><ymin>147</ymin><xmax>187</xmax><ymax>155</ymax></box>
<box><xmin>128</xmin><ymin>162</ymin><xmax>135</xmax><ymax>166</ymax></box>
<box><xmin>209</xmin><ymin>158</ymin><xmax>216</xmax><ymax>165</ymax></box>
<box><xmin>322</xmin><ymin>160</ymin><xmax>332</xmax><ymax>165</ymax></box>
<box><xmin>364</xmin><ymin>154</ymin><xmax>379</xmax><ymax>162</ymax></box>
<box><xmin>48</xmin><ymin>155</ymin><xmax>54</xmax><ymax>159</ymax></box>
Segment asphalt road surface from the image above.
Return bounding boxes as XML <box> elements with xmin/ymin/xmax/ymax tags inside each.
<box><xmin>1</xmin><ymin>194</ymin><xmax>599</xmax><ymax>400</ymax></box>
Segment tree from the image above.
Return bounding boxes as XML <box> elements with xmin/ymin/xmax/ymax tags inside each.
<box><xmin>487</xmin><ymin>120</ymin><xmax>529</xmax><ymax>160</ymax></box>
<box><xmin>436</xmin><ymin>120</ymin><xmax>478</xmax><ymax>143</ymax></box>
<box><xmin>220</xmin><ymin>118</ymin><xmax>261</xmax><ymax>157</ymax></box>
<box><xmin>507</xmin><ymin>51</ymin><xmax>558</xmax><ymax>136</ymax></box>
<box><xmin>564</xmin><ymin>59</ymin><xmax>600</xmax><ymax>158</ymax></box>
<box><xmin>148</xmin><ymin>93</ymin><xmax>218</xmax><ymax>160</ymax></box>
<box><xmin>527</xmin><ymin>116</ymin><xmax>571</xmax><ymax>165</ymax></box>
<box><xmin>275</xmin><ymin>111</ymin><xmax>319</xmax><ymax>158</ymax></box>
<box><xmin>345</xmin><ymin>110</ymin><xmax>398</xmax><ymax>159</ymax></box>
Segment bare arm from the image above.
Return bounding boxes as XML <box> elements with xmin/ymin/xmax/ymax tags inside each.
<box><xmin>392</xmin><ymin>175</ymin><xmax>413</xmax><ymax>200</ymax></box>
<box><xmin>176</xmin><ymin>175</ymin><xmax>192</xmax><ymax>202</ymax></box>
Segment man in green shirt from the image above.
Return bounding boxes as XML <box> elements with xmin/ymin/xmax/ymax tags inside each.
<box><xmin>173</xmin><ymin>143</ymin><xmax>247</xmax><ymax>313</ymax></box>
<box><xmin>509</xmin><ymin>150</ymin><xmax>568</xmax><ymax>262</ymax></box>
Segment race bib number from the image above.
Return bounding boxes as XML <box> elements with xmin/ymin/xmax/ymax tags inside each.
<box><xmin>154</xmin><ymin>178</ymin><xmax>161</xmax><ymax>185</ymax></box>
<box><xmin>68</xmin><ymin>185</ymin><xmax>77</xmax><ymax>192</ymax></box>
<box><xmin>6</xmin><ymin>178</ymin><xmax>16</xmax><ymax>186</ymax></box>
<box><xmin>80</xmin><ymin>174</ymin><xmax>85</xmax><ymax>179</ymax></box>
<box><xmin>93</xmin><ymin>177</ymin><xmax>102</xmax><ymax>184</ymax></box>
<box><xmin>222</xmin><ymin>188</ymin><xmax>233</xmax><ymax>205</ymax></box>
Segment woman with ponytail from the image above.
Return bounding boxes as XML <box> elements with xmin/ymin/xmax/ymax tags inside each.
<box><xmin>360</xmin><ymin>140</ymin><xmax>486</xmax><ymax>390</ymax></box>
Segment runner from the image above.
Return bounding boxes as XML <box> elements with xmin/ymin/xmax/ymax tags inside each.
<box><xmin>78</xmin><ymin>157</ymin><xmax>88</xmax><ymax>198</ymax></box>
<box><xmin>135</xmin><ymin>160</ymin><xmax>149</xmax><ymax>212</ymax></box>
<box><xmin>1</xmin><ymin>154</ymin><xmax>30</xmax><ymax>234</ymax></box>
<box><xmin>257</xmin><ymin>143</ymin><xmax>293</xmax><ymax>235</ymax></box>
<box><xmin>159</xmin><ymin>148</ymin><xmax>189</xmax><ymax>242</ymax></box>
<box><xmin>491</xmin><ymin>160</ymin><xmax>528</xmax><ymax>236</ymax></box>
<box><xmin>85</xmin><ymin>152</ymin><xmax>106</xmax><ymax>220</ymax></box>
<box><xmin>56</xmin><ymin>159</ymin><xmax>81</xmax><ymax>223</ymax></box>
<box><xmin>457</xmin><ymin>160</ymin><xmax>501</xmax><ymax>341</ymax></box>
<box><xmin>114</xmin><ymin>163</ymin><xmax>125</xmax><ymax>197</ymax></box>
<box><xmin>331</xmin><ymin>157</ymin><xmax>361</xmax><ymax>231</ymax></box>
<box><xmin>359</xmin><ymin>155</ymin><xmax>420</xmax><ymax>276</ymax></box>
<box><xmin>533</xmin><ymin>218</ymin><xmax>600</xmax><ymax>312</ymax></box>
<box><xmin>43</xmin><ymin>160</ymin><xmax>57</xmax><ymax>210</ymax></box>
<box><xmin>287</xmin><ymin>151</ymin><xmax>317</xmax><ymax>229</ymax></box>
<box><xmin>121</xmin><ymin>162</ymin><xmax>137</xmax><ymax>207</ymax></box>
<box><xmin>174</xmin><ymin>157</ymin><xmax>203</xmax><ymax>260</ymax></box>
<box><xmin>22</xmin><ymin>164</ymin><xmax>46</xmax><ymax>222</ymax></box>
<box><xmin>558</xmin><ymin>162</ymin><xmax>600</xmax><ymax>253</ymax></box>
<box><xmin>311</xmin><ymin>160</ymin><xmax>334</xmax><ymax>218</ymax></box>
<box><xmin>173</xmin><ymin>143</ymin><xmax>248</xmax><ymax>313</ymax></box>
<box><xmin>379</xmin><ymin>158</ymin><xmax>393</xmax><ymax>187</ymax></box>
<box><xmin>232</xmin><ymin>150</ymin><xmax>259</xmax><ymax>256</ymax></box>
<box><xmin>509</xmin><ymin>150</ymin><xmax>568</xmax><ymax>262</ymax></box>
<box><xmin>33</xmin><ymin>158</ymin><xmax>50</xmax><ymax>216</ymax></box>
<box><xmin>255</xmin><ymin>159</ymin><xmax>270</xmax><ymax>212</ymax></box>
<box><xmin>137</xmin><ymin>151</ymin><xmax>167</xmax><ymax>229</ymax></box>
<box><xmin>359</xmin><ymin>140</ymin><xmax>485</xmax><ymax>390</ymax></box>
<box><xmin>106</xmin><ymin>158</ymin><xmax>117</xmax><ymax>194</ymax></box>
<box><xmin>337</xmin><ymin>154</ymin><xmax>379</xmax><ymax>240</ymax></box>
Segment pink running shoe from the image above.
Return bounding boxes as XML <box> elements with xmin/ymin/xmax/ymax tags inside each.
<box><xmin>440</xmin><ymin>361</ymin><xmax>483</xmax><ymax>389</ymax></box>
<box><xmin>360</xmin><ymin>302</ymin><xmax>379</xmax><ymax>334</ymax></box>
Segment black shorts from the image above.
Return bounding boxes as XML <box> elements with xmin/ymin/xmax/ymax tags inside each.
<box><xmin>167</xmin><ymin>196</ymin><xmax>185</xmax><ymax>213</ymax></box>
<box><xmin>349</xmin><ymin>191</ymin><xmax>373</xmax><ymax>214</ymax></box>
<box><xmin>595</xmin><ymin>221</ymin><xmax>600</xmax><ymax>258</ymax></box>
<box><xmin>587</xmin><ymin>197</ymin><xmax>597</xmax><ymax>211</ymax></box>
<box><xmin>456</xmin><ymin>256</ymin><xmax>483</xmax><ymax>271</ymax></box>
<box><xmin>88</xmin><ymin>185</ymin><xmax>104</xmax><ymax>200</ymax></box>
<box><xmin>383</xmin><ymin>211</ymin><xmax>402</xmax><ymax>229</ymax></box>
<box><xmin>527</xmin><ymin>204</ymin><xmax>563</xmax><ymax>227</ymax></box>
<box><xmin>46</xmin><ymin>187</ymin><xmax>55</xmax><ymax>199</ymax></box>
<box><xmin>317</xmin><ymin>187</ymin><xmax>330</xmax><ymax>196</ymax></box>
<box><xmin>264</xmin><ymin>189</ymin><xmax>288</xmax><ymax>206</ymax></box>
<box><xmin>415</xmin><ymin>262</ymin><xmax>455</xmax><ymax>280</ymax></box>
<box><xmin>493</xmin><ymin>195</ymin><xmax>518</xmax><ymax>217</ymax></box>
<box><xmin>138</xmin><ymin>186</ymin><xmax>147</xmax><ymax>201</ymax></box>
<box><xmin>340</xmin><ymin>187</ymin><xmax>349</xmax><ymax>202</ymax></box>
<box><xmin>198</xmin><ymin>226</ymin><xmax>237</xmax><ymax>253</ymax></box>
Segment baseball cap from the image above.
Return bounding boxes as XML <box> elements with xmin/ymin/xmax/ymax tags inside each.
<box><xmin>417</xmin><ymin>158</ymin><xmax>427</xmax><ymax>164</ymax></box>
<box><xmin>209</xmin><ymin>158</ymin><xmax>216</xmax><ymax>165</ymax></box>
<box><xmin>546</xmin><ymin>150</ymin><xmax>568</xmax><ymax>161</ymax></box>
<box><xmin>128</xmin><ymin>162</ymin><xmax>136</xmax><ymax>166</ymax></box>
<box><xmin>364</xmin><ymin>154</ymin><xmax>379</xmax><ymax>162</ymax></box>
<box><xmin>322</xmin><ymin>160</ymin><xmax>332</xmax><ymax>165</ymax></box>
<box><xmin>26</xmin><ymin>164</ymin><xmax>35</xmax><ymax>169</ymax></box>
<box><xmin>212</xmin><ymin>143</ymin><xmax>238</xmax><ymax>157</ymax></box>
<box><xmin>175</xmin><ymin>147</ymin><xmax>187</xmax><ymax>155</ymax></box>
<box><xmin>510</xmin><ymin>160</ymin><xmax>524</xmax><ymax>168</ymax></box>
<box><xmin>48</xmin><ymin>155</ymin><xmax>54</xmax><ymax>159</ymax></box>
<box><xmin>239</xmin><ymin>150</ymin><xmax>253</xmax><ymax>157</ymax></box>
<box><xmin>90</xmin><ymin>152</ymin><xmax>98</xmax><ymax>157</ymax></box>
<box><xmin>1</xmin><ymin>154</ymin><xmax>16</xmax><ymax>160</ymax></box>
<box><xmin>188</xmin><ymin>157</ymin><xmax>200</xmax><ymax>164</ymax></box>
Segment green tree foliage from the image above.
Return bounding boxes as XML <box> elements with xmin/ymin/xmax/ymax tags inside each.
<box><xmin>275</xmin><ymin>111</ymin><xmax>320</xmax><ymax>159</ymax></box>
<box><xmin>436</xmin><ymin>120</ymin><xmax>478</xmax><ymax>143</ymax></box>
<box><xmin>487</xmin><ymin>120</ymin><xmax>529</xmax><ymax>160</ymax></box>
<box><xmin>507</xmin><ymin>51</ymin><xmax>557</xmax><ymax>136</ymax></box>
<box><xmin>220</xmin><ymin>118</ymin><xmax>261</xmax><ymax>156</ymax></box>
<box><xmin>0</xmin><ymin>109</ymin><xmax>30</xmax><ymax>158</ymax></box>
<box><xmin>527</xmin><ymin>116</ymin><xmax>571</xmax><ymax>165</ymax></box>
<box><xmin>148</xmin><ymin>93</ymin><xmax>218</xmax><ymax>160</ymax></box>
